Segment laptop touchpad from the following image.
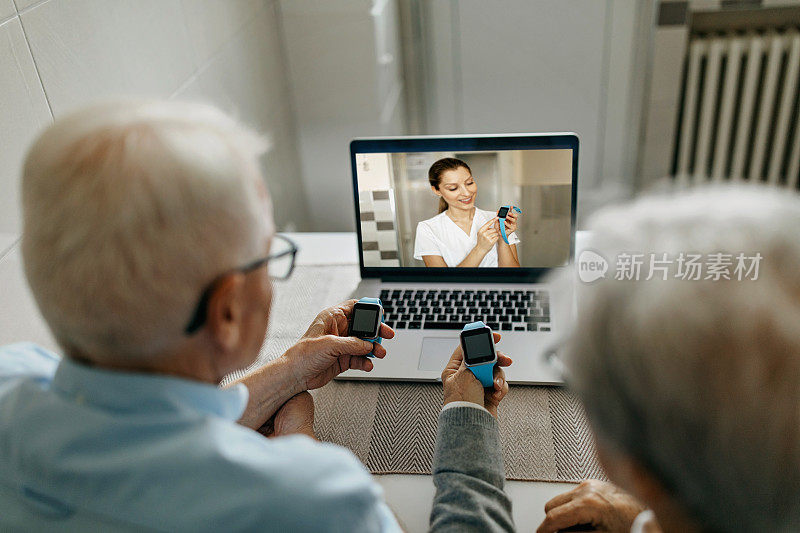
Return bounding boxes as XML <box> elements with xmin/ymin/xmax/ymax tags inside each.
<box><xmin>418</xmin><ymin>337</ymin><xmax>459</xmax><ymax>372</ymax></box>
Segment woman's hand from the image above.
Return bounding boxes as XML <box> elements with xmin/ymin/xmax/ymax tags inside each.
<box><xmin>476</xmin><ymin>217</ymin><xmax>500</xmax><ymax>254</ymax></box>
<box><xmin>503</xmin><ymin>208</ymin><xmax>520</xmax><ymax>236</ymax></box>
<box><xmin>441</xmin><ymin>332</ymin><xmax>512</xmax><ymax>418</ymax></box>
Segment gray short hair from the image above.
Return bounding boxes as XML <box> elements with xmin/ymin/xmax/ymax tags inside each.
<box><xmin>22</xmin><ymin>101</ymin><xmax>273</xmax><ymax>359</ymax></box>
<box><xmin>563</xmin><ymin>185</ymin><xmax>800</xmax><ymax>531</ymax></box>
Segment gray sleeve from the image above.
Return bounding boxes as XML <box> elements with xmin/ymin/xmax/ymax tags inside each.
<box><xmin>429</xmin><ymin>406</ymin><xmax>514</xmax><ymax>533</ymax></box>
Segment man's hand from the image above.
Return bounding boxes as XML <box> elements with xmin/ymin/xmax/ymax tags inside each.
<box><xmin>441</xmin><ymin>332</ymin><xmax>512</xmax><ymax>418</ymax></box>
<box><xmin>258</xmin><ymin>391</ymin><xmax>316</xmax><ymax>439</ymax></box>
<box><xmin>284</xmin><ymin>299</ymin><xmax>395</xmax><ymax>391</ymax></box>
<box><xmin>536</xmin><ymin>479</ymin><xmax>649</xmax><ymax>533</ymax></box>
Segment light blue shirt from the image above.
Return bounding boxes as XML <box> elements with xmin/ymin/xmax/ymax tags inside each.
<box><xmin>0</xmin><ymin>343</ymin><xmax>400</xmax><ymax>532</ymax></box>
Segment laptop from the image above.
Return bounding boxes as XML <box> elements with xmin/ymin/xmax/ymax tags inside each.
<box><xmin>338</xmin><ymin>133</ymin><xmax>578</xmax><ymax>385</ymax></box>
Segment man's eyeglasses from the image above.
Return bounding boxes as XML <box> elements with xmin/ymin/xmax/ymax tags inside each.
<box><xmin>184</xmin><ymin>234</ymin><xmax>298</xmax><ymax>334</ymax></box>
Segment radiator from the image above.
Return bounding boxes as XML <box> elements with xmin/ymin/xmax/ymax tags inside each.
<box><xmin>673</xmin><ymin>30</ymin><xmax>800</xmax><ymax>188</ymax></box>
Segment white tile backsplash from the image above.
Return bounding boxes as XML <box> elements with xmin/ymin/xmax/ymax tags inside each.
<box><xmin>21</xmin><ymin>0</ymin><xmax>195</xmax><ymax>116</ymax></box>
<box><xmin>373</xmin><ymin>209</ymin><xmax>394</xmax><ymax>223</ymax></box>
<box><xmin>0</xmin><ymin>0</ymin><xmax>308</xmax><ymax>234</ymax></box>
<box><xmin>0</xmin><ymin>233</ymin><xmax>19</xmax><ymax>258</ymax></box>
<box><xmin>174</xmin><ymin>2</ymin><xmax>307</xmax><ymax>230</ymax></box>
<box><xmin>363</xmin><ymin>250</ymin><xmax>380</xmax><ymax>266</ymax></box>
<box><xmin>360</xmin><ymin>221</ymin><xmax>378</xmax><ymax>239</ymax></box>
<box><xmin>13</xmin><ymin>0</ymin><xmax>44</xmax><ymax>12</ymax></box>
<box><xmin>181</xmin><ymin>0</ymin><xmax>263</xmax><ymax>68</ymax></box>
<box><xmin>376</xmin><ymin>231</ymin><xmax>397</xmax><ymax>251</ymax></box>
<box><xmin>174</xmin><ymin>3</ymin><xmax>287</xmax><ymax>121</ymax></box>
<box><xmin>0</xmin><ymin>17</ymin><xmax>52</xmax><ymax>234</ymax></box>
<box><xmin>372</xmin><ymin>199</ymin><xmax>392</xmax><ymax>216</ymax></box>
<box><xmin>0</xmin><ymin>0</ymin><xmax>16</xmax><ymax>21</ymax></box>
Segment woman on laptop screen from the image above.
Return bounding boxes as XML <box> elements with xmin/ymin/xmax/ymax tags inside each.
<box><xmin>413</xmin><ymin>158</ymin><xmax>521</xmax><ymax>267</ymax></box>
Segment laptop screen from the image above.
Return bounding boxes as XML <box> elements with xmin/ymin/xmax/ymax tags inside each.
<box><xmin>351</xmin><ymin>134</ymin><xmax>578</xmax><ymax>280</ymax></box>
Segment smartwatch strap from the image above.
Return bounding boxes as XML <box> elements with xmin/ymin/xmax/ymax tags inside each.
<box><xmin>462</xmin><ymin>321</ymin><xmax>495</xmax><ymax>387</ymax></box>
<box><xmin>498</xmin><ymin>205</ymin><xmax>521</xmax><ymax>245</ymax></box>
<box><xmin>470</xmin><ymin>363</ymin><xmax>496</xmax><ymax>388</ymax></box>
<box><xmin>358</xmin><ymin>297</ymin><xmax>383</xmax><ymax>357</ymax></box>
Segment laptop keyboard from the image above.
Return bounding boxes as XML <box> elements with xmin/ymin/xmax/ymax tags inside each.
<box><xmin>380</xmin><ymin>289</ymin><xmax>550</xmax><ymax>332</ymax></box>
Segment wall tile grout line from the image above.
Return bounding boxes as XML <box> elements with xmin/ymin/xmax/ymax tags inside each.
<box><xmin>14</xmin><ymin>1</ymin><xmax>54</xmax><ymax>120</ymax></box>
<box><xmin>15</xmin><ymin>0</ymin><xmax>52</xmax><ymax>17</ymax></box>
<box><xmin>0</xmin><ymin>237</ymin><xmax>21</xmax><ymax>263</ymax></box>
<box><xmin>0</xmin><ymin>14</ymin><xmax>17</xmax><ymax>27</ymax></box>
<box><xmin>169</xmin><ymin>2</ymin><xmax>264</xmax><ymax>100</ymax></box>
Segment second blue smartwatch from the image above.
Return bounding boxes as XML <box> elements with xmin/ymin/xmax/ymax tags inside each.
<box><xmin>460</xmin><ymin>321</ymin><xmax>497</xmax><ymax>387</ymax></box>
<box><xmin>349</xmin><ymin>297</ymin><xmax>384</xmax><ymax>357</ymax></box>
<box><xmin>497</xmin><ymin>205</ymin><xmax>522</xmax><ymax>245</ymax></box>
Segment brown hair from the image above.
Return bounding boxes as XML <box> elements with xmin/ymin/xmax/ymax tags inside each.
<box><xmin>428</xmin><ymin>158</ymin><xmax>471</xmax><ymax>214</ymax></box>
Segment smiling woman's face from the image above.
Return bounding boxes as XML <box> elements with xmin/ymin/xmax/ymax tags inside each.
<box><xmin>434</xmin><ymin>166</ymin><xmax>477</xmax><ymax>212</ymax></box>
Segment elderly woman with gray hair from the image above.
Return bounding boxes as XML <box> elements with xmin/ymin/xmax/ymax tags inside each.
<box><xmin>537</xmin><ymin>186</ymin><xmax>800</xmax><ymax>532</ymax></box>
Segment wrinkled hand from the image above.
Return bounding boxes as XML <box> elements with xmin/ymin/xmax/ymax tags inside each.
<box><xmin>476</xmin><ymin>217</ymin><xmax>501</xmax><ymax>254</ymax></box>
<box><xmin>503</xmin><ymin>208</ymin><xmax>520</xmax><ymax>236</ymax></box>
<box><xmin>441</xmin><ymin>332</ymin><xmax>512</xmax><ymax>418</ymax></box>
<box><xmin>283</xmin><ymin>300</ymin><xmax>395</xmax><ymax>391</ymax></box>
<box><xmin>536</xmin><ymin>479</ymin><xmax>649</xmax><ymax>533</ymax></box>
<box><xmin>258</xmin><ymin>391</ymin><xmax>316</xmax><ymax>439</ymax></box>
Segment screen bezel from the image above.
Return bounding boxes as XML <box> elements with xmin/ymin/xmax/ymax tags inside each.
<box><xmin>460</xmin><ymin>326</ymin><xmax>497</xmax><ymax>365</ymax></box>
<box><xmin>351</xmin><ymin>133</ymin><xmax>579</xmax><ymax>282</ymax></box>
<box><xmin>349</xmin><ymin>302</ymin><xmax>382</xmax><ymax>338</ymax></box>
<box><xmin>497</xmin><ymin>206</ymin><xmax>511</xmax><ymax>219</ymax></box>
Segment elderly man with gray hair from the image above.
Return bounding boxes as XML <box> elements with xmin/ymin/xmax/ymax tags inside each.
<box><xmin>537</xmin><ymin>186</ymin><xmax>800</xmax><ymax>532</ymax></box>
<box><xmin>0</xmin><ymin>101</ymin><xmax>514</xmax><ymax>531</ymax></box>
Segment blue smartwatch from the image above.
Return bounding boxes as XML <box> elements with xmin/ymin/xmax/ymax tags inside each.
<box><xmin>460</xmin><ymin>321</ymin><xmax>497</xmax><ymax>387</ymax></box>
<box><xmin>497</xmin><ymin>205</ymin><xmax>522</xmax><ymax>245</ymax></box>
<box><xmin>349</xmin><ymin>297</ymin><xmax>384</xmax><ymax>357</ymax></box>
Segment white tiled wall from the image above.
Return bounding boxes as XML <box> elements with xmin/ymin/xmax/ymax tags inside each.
<box><xmin>180</xmin><ymin>0</ymin><xmax>264</xmax><ymax>67</ymax></box>
<box><xmin>0</xmin><ymin>0</ymin><xmax>308</xmax><ymax>239</ymax></box>
<box><xmin>0</xmin><ymin>16</ymin><xmax>52</xmax><ymax>236</ymax></box>
<box><xmin>20</xmin><ymin>1</ymin><xmax>195</xmax><ymax>116</ymax></box>
<box><xmin>0</xmin><ymin>1</ymin><xmax>15</xmax><ymax>21</ymax></box>
<box><xmin>172</xmin><ymin>1</ymin><xmax>304</xmax><ymax>228</ymax></box>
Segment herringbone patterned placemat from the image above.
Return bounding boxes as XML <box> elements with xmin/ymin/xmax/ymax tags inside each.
<box><xmin>312</xmin><ymin>381</ymin><xmax>606</xmax><ymax>482</ymax></box>
<box><xmin>224</xmin><ymin>265</ymin><xmax>606</xmax><ymax>483</ymax></box>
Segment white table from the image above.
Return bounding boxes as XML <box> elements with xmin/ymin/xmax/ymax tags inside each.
<box><xmin>0</xmin><ymin>232</ymin><xmax>580</xmax><ymax>532</ymax></box>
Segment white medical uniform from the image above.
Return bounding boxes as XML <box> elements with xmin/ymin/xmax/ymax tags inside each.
<box><xmin>413</xmin><ymin>208</ymin><xmax>520</xmax><ymax>267</ymax></box>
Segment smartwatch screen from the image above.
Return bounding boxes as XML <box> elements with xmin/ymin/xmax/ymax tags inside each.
<box><xmin>497</xmin><ymin>206</ymin><xmax>510</xmax><ymax>218</ymax></box>
<box><xmin>351</xmin><ymin>304</ymin><xmax>380</xmax><ymax>337</ymax></box>
<box><xmin>461</xmin><ymin>328</ymin><xmax>495</xmax><ymax>365</ymax></box>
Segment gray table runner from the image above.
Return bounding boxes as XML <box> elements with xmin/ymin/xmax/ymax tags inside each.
<box><xmin>224</xmin><ymin>265</ymin><xmax>606</xmax><ymax>483</ymax></box>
